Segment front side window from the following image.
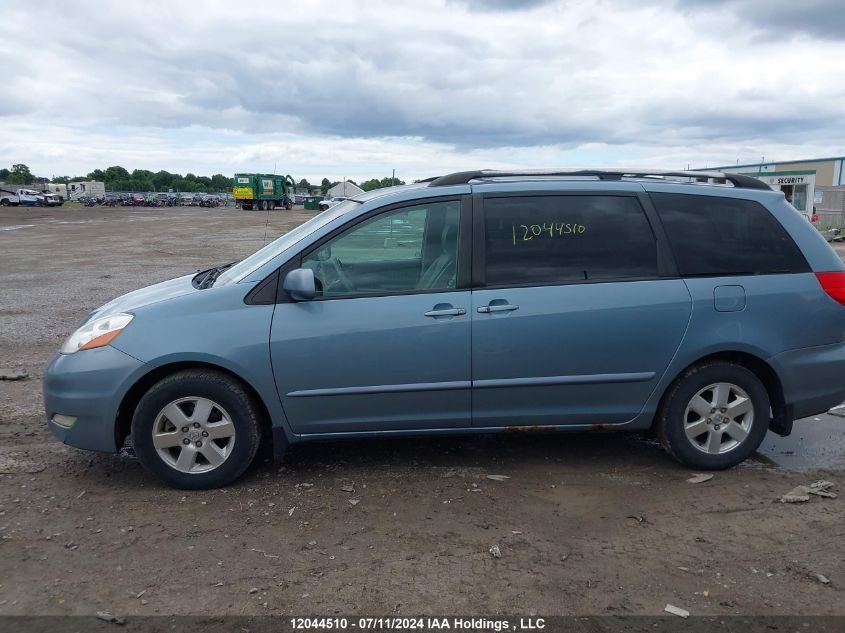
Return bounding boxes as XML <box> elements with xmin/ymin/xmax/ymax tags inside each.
<box><xmin>302</xmin><ymin>200</ymin><xmax>461</xmax><ymax>297</ymax></box>
<box><xmin>651</xmin><ymin>193</ymin><xmax>810</xmax><ymax>276</ymax></box>
<box><xmin>483</xmin><ymin>195</ymin><xmax>659</xmax><ymax>286</ymax></box>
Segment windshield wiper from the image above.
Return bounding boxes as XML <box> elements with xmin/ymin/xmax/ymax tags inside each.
<box><xmin>193</xmin><ymin>262</ymin><xmax>235</xmax><ymax>289</ymax></box>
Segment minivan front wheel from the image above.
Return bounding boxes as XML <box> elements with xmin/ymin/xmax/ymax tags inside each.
<box><xmin>656</xmin><ymin>362</ymin><xmax>769</xmax><ymax>470</ymax></box>
<box><xmin>132</xmin><ymin>369</ymin><xmax>262</xmax><ymax>489</ymax></box>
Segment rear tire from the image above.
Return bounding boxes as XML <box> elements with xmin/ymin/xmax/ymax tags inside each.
<box><xmin>131</xmin><ymin>369</ymin><xmax>262</xmax><ymax>489</ymax></box>
<box><xmin>655</xmin><ymin>361</ymin><xmax>769</xmax><ymax>470</ymax></box>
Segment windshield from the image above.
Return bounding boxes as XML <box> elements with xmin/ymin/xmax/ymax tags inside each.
<box><xmin>214</xmin><ymin>200</ymin><xmax>359</xmax><ymax>286</ymax></box>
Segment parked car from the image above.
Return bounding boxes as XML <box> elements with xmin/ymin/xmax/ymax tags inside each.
<box><xmin>318</xmin><ymin>196</ymin><xmax>349</xmax><ymax>211</ymax></box>
<box><xmin>42</xmin><ymin>193</ymin><xmax>64</xmax><ymax>207</ymax></box>
<box><xmin>44</xmin><ymin>169</ymin><xmax>845</xmax><ymax>489</ymax></box>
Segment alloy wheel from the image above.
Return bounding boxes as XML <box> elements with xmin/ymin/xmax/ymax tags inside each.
<box><xmin>151</xmin><ymin>397</ymin><xmax>236</xmax><ymax>473</ymax></box>
<box><xmin>683</xmin><ymin>382</ymin><xmax>754</xmax><ymax>455</ymax></box>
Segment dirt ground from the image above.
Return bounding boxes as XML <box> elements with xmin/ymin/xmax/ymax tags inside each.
<box><xmin>0</xmin><ymin>204</ymin><xmax>843</xmax><ymax>617</ymax></box>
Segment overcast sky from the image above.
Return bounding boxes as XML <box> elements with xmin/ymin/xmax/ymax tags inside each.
<box><xmin>1</xmin><ymin>0</ymin><xmax>844</xmax><ymax>182</ymax></box>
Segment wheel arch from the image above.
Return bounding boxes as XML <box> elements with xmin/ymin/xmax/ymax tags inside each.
<box><xmin>655</xmin><ymin>350</ymin><xmax>791</xmax><ymax>436</ymax></box>
<box><xmin>115</xmin><ymin>360</ymin><xmax>276</xmax><ymax>459</ymax></box>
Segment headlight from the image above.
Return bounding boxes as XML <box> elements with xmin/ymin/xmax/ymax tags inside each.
<box><xmin>60</xmin><ymin>313</ymin><xmax>134</xmax><ymax>354</ymax></box>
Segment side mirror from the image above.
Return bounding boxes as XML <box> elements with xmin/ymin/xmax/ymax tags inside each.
<box><xmin>283</xmin><ymin>268</ymin><xmax>316</xmax><ymax>301</ymax></box>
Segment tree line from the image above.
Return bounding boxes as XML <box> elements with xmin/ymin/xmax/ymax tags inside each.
<box><xmin>299</xmin><ymin>176</ymin><xmax>405</xmax><ymax>195</ymax></box>
<box><xmin>2</xmin><ymin>164</ymin><xmax>406</xmax><ymax>195</ymax></box>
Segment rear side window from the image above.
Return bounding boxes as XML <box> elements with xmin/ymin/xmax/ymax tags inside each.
<box><xmin>483</xmin><ymin>195</ymin><xmax>658</xmax><ymax>286</ymax></box>
<box><xmin>651</xmin><ymin>193</ymin><xmax>809</xmax><ymax>276</ymax></box>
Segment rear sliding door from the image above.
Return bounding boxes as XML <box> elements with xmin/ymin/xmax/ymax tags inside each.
<box><xmin>471</xmin><ymin>190</ymin><xmax>692</xmax><ymax>427</ymax></box>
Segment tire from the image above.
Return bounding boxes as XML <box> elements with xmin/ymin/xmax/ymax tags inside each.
<box><xmin>0</xmin><ymin>198</ymin><xmax>9</xmax><ymax>206</ymax></box>
<box><xmin>131</xmin><ymin>369</ymin><xmax>262</xmax><ymax>489</ymax></box>
<box><xmin>655</xmin><ymin>361</ymin><xmax>770</xmax><ymax>470</ymax></box>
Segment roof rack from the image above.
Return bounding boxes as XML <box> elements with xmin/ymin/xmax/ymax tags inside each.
<box><xmin>427</xmin><ymin>169</ymin><xmax>771</xmax><ymax>191</ymax></box>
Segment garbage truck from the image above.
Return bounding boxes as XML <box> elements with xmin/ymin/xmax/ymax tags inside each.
<box><xmin>232</xmin><ymin>173</ymin><xmax>295</xmax><ymax>211</ymax></box>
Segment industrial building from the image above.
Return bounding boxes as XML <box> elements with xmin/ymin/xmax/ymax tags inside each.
<box><xmin>709</xmin><ymin>156</ymin><xmax>845</xmax><ymax>216</ymax></box>
<box><xmin>326</xmin><ymin>180</ymin><xmax>364</xmax><ymax>198</ymax></box>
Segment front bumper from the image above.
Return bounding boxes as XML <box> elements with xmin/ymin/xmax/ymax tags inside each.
<box><xmin>43</xmin><ymin>345</ymin><xmax>148</xmax><ymax>453</ymax></box>
<box><xmin>771</xmin><ymin>341</ymin><xmax>845</xmax><ymax>420</ymax></box>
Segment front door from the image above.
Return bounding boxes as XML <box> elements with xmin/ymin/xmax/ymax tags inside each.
<box><xmin>471</xmin><ymin>191</ymin><xmax>691</xmax><ymax>427</ymax></box>
<box><xmin>270</xmin><ymin>198</ymin><xmax>472</xmax><ymax>435</ymax></box>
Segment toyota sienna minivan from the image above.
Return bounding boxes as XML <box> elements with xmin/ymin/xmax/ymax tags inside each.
<box><xmin>44</xmin><ymin>169</ymin><xmax>845</xmax><ymax>489</ymax></box>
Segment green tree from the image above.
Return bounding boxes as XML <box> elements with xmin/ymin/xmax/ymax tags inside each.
<box><xmin>153</xmin><ymin>170</ymin><xmax>173</xmax><ymax>191</ymax></box>
<box><xmin>359</xmin><ymin>176</ymin><xmax>404</xmax><ymax>192</ymax></box>
<box><xmin>104</xmin><ymin>166</ymin><xmax>129</xmax><ymax>182</ymax></box>
<box><xmin>210</xmin><ymin>174</ymin><xmax>232</xmax><ymax>192</ymax></box>
<box><xmin>7</xmin><ymin>163</ymin><xmax>33</xmax><ymax>184</ymax></box>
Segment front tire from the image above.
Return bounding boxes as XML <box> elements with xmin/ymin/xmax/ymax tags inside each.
<box><xmin>131</xmin><ymin>369</ymin><xmax>262</xmax><ymax>489</ymax></box>
<box><xmin>655</xmin><ymin>361</ymin><xmax>769</xmax><ymax>470</ymax></box>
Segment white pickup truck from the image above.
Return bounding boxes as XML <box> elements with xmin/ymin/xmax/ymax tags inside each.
<box><xmin>0</xmin><ymin>187</ymin><xmax>44</xmax><ymax>206</ymax></box>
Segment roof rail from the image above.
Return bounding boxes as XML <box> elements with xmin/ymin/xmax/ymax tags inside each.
<box><xmin>427</xmin><ymin>169</ymin><xmax>771</xmax><ymax>191</ymax></box>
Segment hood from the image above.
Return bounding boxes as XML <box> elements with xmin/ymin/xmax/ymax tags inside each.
<box><xmin>90</xmin><ymin>273</ymin><xmax>198</xmax><ymax>320</ymax></box>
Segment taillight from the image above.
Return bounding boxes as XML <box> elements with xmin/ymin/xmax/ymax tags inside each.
<box><xmin>816</xmin><ymin>272</ymin><xmax>845</xmax><ymax>306</ymax></box>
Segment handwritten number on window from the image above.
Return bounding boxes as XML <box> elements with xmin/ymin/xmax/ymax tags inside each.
<box><xmin>511</xmin><ymin>222</ymin><xmax>587</xmax><ymax>244</ymax></box>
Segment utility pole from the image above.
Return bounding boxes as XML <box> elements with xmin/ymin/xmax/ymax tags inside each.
<box><xmin>392</xmin><ymin>168</ymin><xmax>395</xmax><ymax>186</ymax></box>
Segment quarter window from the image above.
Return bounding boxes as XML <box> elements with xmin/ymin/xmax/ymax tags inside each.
<box><xmin>483</xmin><ymin>195</ymin><xmax>659</xmax><ymax>286</ymax></box>
<box><xmin>651</xmin><ymin>193</ymin><xmax>810</xmax><ymax>276</ymax></box>
<box><xmin>302</xmin><ymin>201</ymin><xmax>461</xmax><ymax>297</ymax></box>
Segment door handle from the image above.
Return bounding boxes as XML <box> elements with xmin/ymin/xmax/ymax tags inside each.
<box><xmin>477</xmin><ymin>304</ymin><xmax>519</xmax><ymax>314</ymax></box>
<box><xmin>424</xmin><ymin>307</ymin><xmax>466</xmax><ymax>317</ymax></box>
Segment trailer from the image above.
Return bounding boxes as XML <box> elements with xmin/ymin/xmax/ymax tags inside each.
<box><xmin>46</xmin><ymin>183</ymin><xmax>68</xmax><ymax>201</ymax></box>
<box><xmin>67</xmin><ymin>180</ymin><xmax>105</xmax><ymax>201</ymax></box>
<box><xmin>233</xmin><ymin>173</ymin><xmax>295</xmax><ymax>211</ymax></box>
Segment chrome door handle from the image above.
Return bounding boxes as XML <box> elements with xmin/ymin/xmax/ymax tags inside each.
<box><xmin>477</xmin><ymin>304</ymin><xmax>519</xmax><ymax>314</ymax></box>
<box><xmin>424</xmin><ymin>308</ymin><xmax>466</xmax><ymax>317</ymax></box>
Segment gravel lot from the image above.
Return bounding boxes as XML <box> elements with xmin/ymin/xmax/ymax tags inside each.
<box><xmin>0</xmin><ymin>204</ymin><xmax>843</xmax><ymax>616</ymax></box>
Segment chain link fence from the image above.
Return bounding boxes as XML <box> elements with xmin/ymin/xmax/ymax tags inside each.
<box><xmin>816</xmin><ymin>186</ymin><xmax>845</xmax><ymax>229</ymax></box>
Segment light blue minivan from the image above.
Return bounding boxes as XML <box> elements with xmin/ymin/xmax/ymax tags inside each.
<box><xmin>44</xmin><ymin>170</ymin><xmax>845</xmax><ymax>488</ymax></box>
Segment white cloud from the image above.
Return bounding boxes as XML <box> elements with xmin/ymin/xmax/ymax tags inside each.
<box><xmin>1</xmin><ymin>0</ymin><xmax>844</xmax><ymax>181</ymax></box>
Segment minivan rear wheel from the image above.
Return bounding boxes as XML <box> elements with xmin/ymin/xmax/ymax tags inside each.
<box><xmin>131</xmin><ymin>369</ymin><xmax>262</xmax><ymax>489</ymax></box>
<box><xmin>656</xmin><ymin>361</ymin><xmax>769</xmax><ymax>470</ymax></box>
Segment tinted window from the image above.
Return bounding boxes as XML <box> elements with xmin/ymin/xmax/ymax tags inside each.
<box><xmin>302</xmin><ymin>201</ymin><xmax>460</xmax><ymax>297</ymax></box>
<box><xmin>652</xmin><ymin>194</ymin><xmax>809</xmax><ymax>276</ymax></box>
<box><xmin>483</xmin><ymin>195</ymin><xmax>658</xmax><ymax>286</ymax></box>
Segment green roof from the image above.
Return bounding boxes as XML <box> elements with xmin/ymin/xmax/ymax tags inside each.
<box><xmin>709</xmin><ymin>156</ymin><xmax>845</xmax><ymax>170</ymax></box>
